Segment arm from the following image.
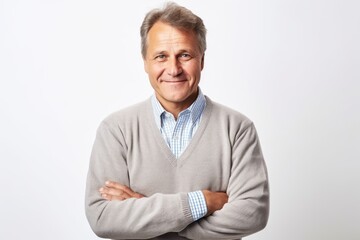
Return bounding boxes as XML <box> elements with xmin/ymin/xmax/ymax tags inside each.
<box><xmin>99</xmin><ymin>182</ymin><xmax>229</xmax><ymax>216</ymax></box>
<box><xmin>99</xmin><ymin>181</ymin><xmax>144</xmax><ymax>201</ymax></box>
<box><xmin>179</xmin><ymin>123</ymin><xmax>270</xmax><ymax>239</ymax></box>
<box><xmin>85</xmin><ymin>121</ymin><xmax>194</xmax><ymax>239</ymax></box>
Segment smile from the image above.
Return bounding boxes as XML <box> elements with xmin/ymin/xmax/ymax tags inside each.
<box><xmin>164</xmin><ymin>80</ymin><xmax>186</xmax><ymax>83</ymax></box>
<box><xmin>161</xmin><ymin>79</ymin><xmax>187</xmax><ymax>83</ymax></box>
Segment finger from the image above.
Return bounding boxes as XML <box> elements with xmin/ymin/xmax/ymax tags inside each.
<box><xmin>105</xmin><ymin>181</ymin><xmax>134</xmax><ymax>195</ymax></box>
<box><xmin>132</xmin><ymin>192</ymin><xmax>145</xmax><ymax>198</ymax></box>
<box><xmin>105</xmin><ymin>181</ymin><xmax>143</xmax><ymax>198</ymax></box>
<box><xmin>102</xmin><ymin>193</ymin><xmax>127</xmax><ymax>201</ymax></box>
<box><xmin>101</xmin><ymin>193</ymin><xmax>112</xmax><ymax>201</ymax></box>
<box><xmin>100</xmin><ymin>186</ymin><xmax>125</xmax><ymax>197</ymax></box>
<box><xmin>110</xmin><ymin>194</ymin><xmax>130</xmax><ymax>201</ymax></box>
<box><xmin>99</xmin><ymin>187</ymin><xmax>132</xmax><ymax>200</ymax></box>
<box><xmin>105</xmin><ymin>181</ymin><xmax>127</xmax><ymax>190</ymax></box>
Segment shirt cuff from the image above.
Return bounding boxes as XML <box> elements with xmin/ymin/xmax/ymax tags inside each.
<box><xmin>187</xmin><ymin>191</ymin><xmax>207</xmax><ymax>221</ymax></box>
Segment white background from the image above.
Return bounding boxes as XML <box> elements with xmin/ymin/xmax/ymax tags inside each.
<box><xmin>1</xmin><ymin>0</ymin><xmax>359</xmax><ymax>239</ymax></box>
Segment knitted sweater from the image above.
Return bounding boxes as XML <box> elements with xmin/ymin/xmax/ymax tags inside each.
<box><xmin>85</xmin><ymin>96</ymin><xmax>269</xmax><ymax>240</ymax></box>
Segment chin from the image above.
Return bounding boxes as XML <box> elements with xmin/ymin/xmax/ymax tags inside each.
<box><xmin>167</xmin><ymin>96</ymin><xmax>187</xmax><ymax>103</ymax></box>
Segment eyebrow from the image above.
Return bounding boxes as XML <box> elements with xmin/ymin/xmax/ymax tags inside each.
<box><xmin>152</xmin><ymin>49</ymin><xmax>193</xmax><ymax>56</ymax></box>
<box><xmin>153</xmin><ymin>51</ymin><xmax>167</xmax><ymax>56</ymax></box>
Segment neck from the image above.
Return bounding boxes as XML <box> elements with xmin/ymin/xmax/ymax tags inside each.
<box><xmin>156</xmin><ymin>91</ymin><xmax>198</xmax><ymax>120</ymax></box>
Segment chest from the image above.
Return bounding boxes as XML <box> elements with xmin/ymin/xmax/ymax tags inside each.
<box><xmin>125</xmin><ymin>130</ymin><xmax>232</xmax><ymax>196</ymax></box>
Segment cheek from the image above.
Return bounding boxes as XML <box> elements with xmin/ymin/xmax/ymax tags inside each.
<box><xmin>148</xmin><ymin>64</ymin><xmax>165</xmax><ymax>80</ymax></box>
<box><xmin>185</xmin><ymin>63</ymin><xmax>202</xmax><ymax>79</ymax></box>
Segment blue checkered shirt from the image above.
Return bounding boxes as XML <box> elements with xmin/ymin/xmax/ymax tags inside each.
<box><xmin>151</xmin><ymin>90</ymin><xmax>207</xmax><ymax>221</ymax></box>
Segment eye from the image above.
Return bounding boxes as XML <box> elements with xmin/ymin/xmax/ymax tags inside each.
<box><xmin>179</xmin><ymin>53</ymin><xmax>192</xmax><ymax>61</ymax></box>
<box><xmin>154</xmin><ymin>54</ymin><xmax>166</xmax><ymax>61</ymax></box>
<box><xmin>180</xmin><ymin>53</ymin><xmax>190</xmax><ymax>58</ymax></box>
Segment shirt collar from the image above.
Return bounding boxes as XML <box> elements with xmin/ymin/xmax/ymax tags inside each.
<box><xmin>151</xmin><ymin>88</ymin><xmax>206</xmax><ymax>128</ymax></box>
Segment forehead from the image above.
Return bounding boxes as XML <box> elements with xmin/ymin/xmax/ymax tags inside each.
<box><xmin>147</xmin><ymin>21</ymin><xmax>198</xmax><ymax>51</ymax></box>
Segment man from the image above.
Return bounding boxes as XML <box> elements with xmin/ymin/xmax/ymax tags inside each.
<box><xmin>85</xmin><ymin>2</ymin><xmax>269</xmax><ymax>240</ymax></box>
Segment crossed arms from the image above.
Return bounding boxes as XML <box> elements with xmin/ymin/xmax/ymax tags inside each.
<box><xmin>85</xmin><ymin>119</ymin><xmax>269</xmax><ymax>239</ymax></box>
<box><xmin>99</xmin><ymin>181</ymin><xmax>228</xmax><ymax>217</ymax></box>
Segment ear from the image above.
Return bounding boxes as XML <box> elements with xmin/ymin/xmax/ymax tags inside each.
<box><xmin>201</xmin><ymin>53</ymin><xmax>205</xmax><ymax>70</ymax></box>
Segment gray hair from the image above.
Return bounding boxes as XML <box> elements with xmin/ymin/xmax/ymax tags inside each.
<box><xmin>140</xmin><ymin>2</ymin><xmax>207</xmax><ymax>58</ymax></box>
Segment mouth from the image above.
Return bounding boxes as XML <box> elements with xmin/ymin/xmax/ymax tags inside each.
<box><xmin>161</xmin><ymin>79</ymin><xmax>187</xmax><ymax>83</ymax></box>
<box><xmin>163</xmin><ymin>81</ymin><xmax>186</xmax><ymax>84</ymax></box>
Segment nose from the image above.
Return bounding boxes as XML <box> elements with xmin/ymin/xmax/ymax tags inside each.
<box><xmin>166</xmin><ymin>57</ymin><xmax>183</xmax><ymax>77</ymax></box>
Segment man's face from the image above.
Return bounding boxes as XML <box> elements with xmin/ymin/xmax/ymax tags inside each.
<box><xmin>143</xmin><ymin>21</ymin><xmax>204</xmax><ymax>111</ymax></box>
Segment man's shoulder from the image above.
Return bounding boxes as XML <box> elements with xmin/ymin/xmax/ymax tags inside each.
<box><xmin>206</xmin><ymin>96</ymin><xmax>253</xmax><ymax>126</ymax></box>
<box><xmin>101</xmin><ymin>98</ymin><xmax>150</xmax><ymax>126</ymax></box>
<box><xmin>205</xmin><ymin>97</ymin><xmax>257</xmax><ymax>139</ymax></box>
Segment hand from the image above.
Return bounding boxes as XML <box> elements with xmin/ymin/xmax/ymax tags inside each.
<box><xmin>99</xmin><ymin>181</ymin><xmax>145</xmax><ymax>201</ymax></box>
<box><xmin>202</xmin><ymin>190</ymin><xmax>228</xmax><ymax>216</ymax></box>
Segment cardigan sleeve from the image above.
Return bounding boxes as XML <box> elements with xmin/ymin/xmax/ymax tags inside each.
<box><xmin>85</xmin><ymin>121</ymin><xmax>194</xmax><ymax>239</ymax></box>
<box><xmin>178</xmin><ymin>123</ymin><xmax>270</xmax><ymax>239</ymax></box>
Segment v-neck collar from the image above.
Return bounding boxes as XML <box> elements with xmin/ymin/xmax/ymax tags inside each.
<box><xmin>151</xmin><ymin>89</ymin><xmax>206</xmax><ymax>129</ymax></box>
<box><xmin>145</xmin><ymin>96</ymin><xmax>213</xmax><ymax>167</ymax></box>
